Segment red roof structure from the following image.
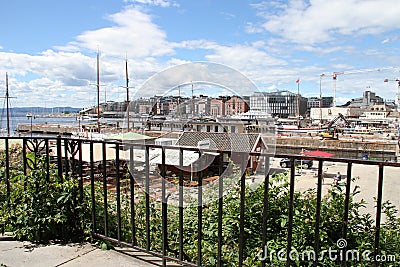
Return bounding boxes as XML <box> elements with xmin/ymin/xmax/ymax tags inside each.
<box><xmin>301</xmin><ymin>150</ymin><xmax>335</xmax><ymax>157</ymax></box>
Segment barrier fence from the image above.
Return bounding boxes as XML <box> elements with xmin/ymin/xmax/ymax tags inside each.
<box><xmin>1</xmin><ymin>136</ymin><xmax>400</xmax><ymax>267</ymax></box>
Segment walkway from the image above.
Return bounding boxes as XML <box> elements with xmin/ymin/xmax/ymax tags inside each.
<box><xmin>0</xmin><ymin>234</ymin><xmax>180</xmax><ymax>267</ymax></box>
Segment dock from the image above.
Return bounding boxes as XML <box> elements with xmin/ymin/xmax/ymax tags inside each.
<box><xmin>16</xmin><ymin>123</ymin><xmax>78</xmax><ymax>135</ymax></box>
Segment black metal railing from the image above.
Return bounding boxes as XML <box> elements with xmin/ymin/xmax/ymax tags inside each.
<box><xmin>1</xmin><ymin>136</ymin><xmax>400</xmax><ymax>267</ymax></box>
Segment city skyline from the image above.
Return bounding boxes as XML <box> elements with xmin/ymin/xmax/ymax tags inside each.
<box><xmin>0</xmin><ymin>0</ymin><xmax>400</xmax><ymax>108</ymax></box>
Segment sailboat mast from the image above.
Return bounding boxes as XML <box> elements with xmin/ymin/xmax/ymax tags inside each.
<box><xmin>125</xmin><ymin>58</ymin><xmax>130</xmax><ymax>131</ymax></box>
<box><xmin>96</xmin><ymin>52</ymin><xmax>100</xmax><ymax>132</ymax></box>
<box><xmin>5</xmin><ymin>73</ymin><xmax>10</xmax><ymax>136</ymax></box>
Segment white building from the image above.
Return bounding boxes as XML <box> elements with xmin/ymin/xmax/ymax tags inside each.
<box><xmin>361</xmin><ymin>104</ymin><xmax>390</xmax><ymax>120</ymax></box>
<box><xmin>310</xmin><ymin>107</ymin><xmax>351</xmax><ymax>122</ymax></box>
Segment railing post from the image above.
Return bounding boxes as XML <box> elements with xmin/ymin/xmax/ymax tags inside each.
<box><xmin>161</xmin><ymin>147</ymin><xmax>167</xmax><ymax>267</ymax></box>
<box><xmin>78</xmin><ymin>140</ymin><xmax>83</xmax><ymax>202</ymax></box>
<box><xmin>145</xmin><ymin>145</ymin><xmax>151</xmax><ymax>251</ymax></box>
<box><xmin>5</xmin><ymin>137</ymin><xmax>10</xmax><ymax>199</ymax></box>
<box><xmin>90</xmin><ymin>141</ymin><xmax>96</xmax><ymax>233</ymax></box>
<box><xmin>261</xmin><ymin>156</ymin><xmax>270</xmax><ymax>267</ymax></box>
<box><xmin>64</xmin><ymin>139</ymin><xmax>69</xmax><ymax>180</ymax></box>
<box><xmin>238</xmin><ymin>153</ymin><xmax>248</xmax><ymax>267</ymax></box>
<box><xmin>373</xmin><ymin>164</ymin><xmax>384</xmax><ymax>266</ymax></box>
<box><xmin>116</xmin><ymin>143</ymin><xmax>121</xmax><ymax>243</ymax></box>
<box><xmin>102</xmin><ymin>142</ymin><xmax>108</xmax><ymax>237</ymax></box>
<box><xmin>129</xmin><ymin>145</ymin><xmax>136</xmax><ymax>246</ymax></box>
<box><xmin>197</xmin><ymin>151</ymin><xmax>203</xmax><ymax>267</ymax></box>
<box><xmin>179</xmin><ymin>147</ymin><xmax>184</xmax><ymax>261</ymax></box>
<box><xmin>22</xmin><ymin>138</ymin><xmax>27</xmax><ymax>176</ymax></box>
<box><xmin>286</xmin><ymin>157</ymin><xmax>296</xmax><ymax>267</ymax></box>
<box><xmin>217</xmin><ymin>151</ymin><xmax>224</xmax><ymax>267</ymax></box>
<box><xmin>45</xmin><ymin>139</ymin><xmax>50</xmax><ymax>182</ymax></box>
<box><xmin>313</xmin><ymin>160</ymin><xmax>324</xmax><ymax>267</ymax></box>
<box><xmin>341</xmin><ymin>162</ymin><xmax>352</xmax><ymax>267</ymax></box>
<box><xmin>57</xmin><ymin>135</ymin><xmax>63</xmax><ymax>181</ymax></box>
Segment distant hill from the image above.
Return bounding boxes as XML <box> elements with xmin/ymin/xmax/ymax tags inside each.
<box><xmin>0</xmin><ymin>107</ymin><xmax>81</xmax><ymax>116</ymax></box>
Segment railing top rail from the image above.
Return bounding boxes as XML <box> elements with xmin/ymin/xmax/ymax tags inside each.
<box><xmin>1</xmin><ymin>136</ymin><xmax>399</xmax><ymax>167</ymax></box>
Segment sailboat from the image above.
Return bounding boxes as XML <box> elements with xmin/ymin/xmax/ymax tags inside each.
<box><xmin>0</xmin><ymin>73</ymin><xmax>15</xmax><ymax>136</ymax></box>
<box><xmin>72</xmin><ymin>52</ymin><xmax>106</xmax><ymax>140</ymax></box>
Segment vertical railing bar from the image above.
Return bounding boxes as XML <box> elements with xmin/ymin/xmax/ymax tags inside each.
<box><xmin>5</xmin><ymin>137</ymin><xmax>10</xmax><ymax>199</ymax></box>
<box><xmin>22</xmin><ymin>138</ymin><xmax>27</xmax><ymax>175</ymax></box>
<box><xmin>116</xmin><ymin>143</ymin><xmax>121</xmax><ymax>243</ymax></box>
<box><xmin>197</xmin><ymin>151</ymin><xmax>203</xmax><ymax>267</ymax></box>
<box><xmin>313</xmin><ymin>160</ymin><xmax>324</xmax><ymax>267</ymax></box>
<box><xmin>90</xmin><ymin>141</ymin><xmax>96</xmax><ymax>233</ymax></box>
<box><xmin>238</xmin><ymin>153</ymin><xmax>248</xmax><ymax>267</ymax></box>
<box><xmin>102</xmin><ymin>142</ymin><xmax>108</xmax><ymax>237</ymax></box>
<box><xmin>217</xmin><ymin>152</ymin><xmax>224</xmax><ymax>267</ymax></box>
<box><xmin>57</xmin><ymin>135</ymin><xmax>63</xmax><ymax>181</ymax></box>
<box><xmin>179</xmin><ymin>147</ymin><xmax>184</xmax><ymax>261</ymax></box>
<box><xmin>286</xmin><ymin>157</ymin><xmax>296</xmax><ymax>267</ymax></box>
<box><xmin>145</xmin><ymin>145</ymin><xmax>151</xmax><ymax>251</ymax></box>
<box><xmin>34</xmin><ymin>138</ymin><xmax>39</xmax><ymax>168</ymax></box>
<box><xmin>64</xmin><ymin>139</ymin><xmax>69</xmax><ymax>180</ymax></box>
<box><xmin>341</xmin><ymin>162</ymin><xmax>352</xmax><ymax>267</ymax></box>
<box><xmin>78</xmin><ymin>140</ymin><xmax>83</xmax><ymax>202</ymax></box>
<box><xmin>45</xmin><ymin>139</ymin><xmax>50</xmax><ymax>181</ymax></box>
<box><xmin>129</xmin><ymin>145</ymin><xmax>136</xmax><ymax>246</ymax></box>
<box><xmin>161</xmin><ymin>147</ymin><xmax>167</xmax><ymax>267</ymax></box>
<box><xmin>373</xmin><ymin>164</ymin><xmax>384</xmax><ymax>266</ymax></box>
<box><xmin>261</xmin><ymin>156</ymin><xmax>270</xmax><ymax>267</ymax></box>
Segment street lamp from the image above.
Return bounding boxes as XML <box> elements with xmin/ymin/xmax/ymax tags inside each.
<box><xmin>26</xmin><ymin>112</ymin><xmax>33</xmax><ymax>137</ymax></box>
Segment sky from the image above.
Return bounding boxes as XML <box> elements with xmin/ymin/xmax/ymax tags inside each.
<box><xmin>0</xmin><ymin>0</ymin><xmax>400</xmax><ymax>108</ymax></box>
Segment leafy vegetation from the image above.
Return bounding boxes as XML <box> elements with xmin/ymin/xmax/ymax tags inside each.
<box><xmin>0</xmin><ymin>156</ymin><xmax>86</xmax><ymax>242</ymax></box>
<box><xmin>1</xmin><ymin>144</ymin><xmax>400</xmax><ymax>266</ymax></box>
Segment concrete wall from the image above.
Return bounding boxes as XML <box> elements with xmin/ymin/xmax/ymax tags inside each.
<box><xmin>276</xmin><ymin>137</ymin><xmax>397</xmax><ymax>161</ymax></box>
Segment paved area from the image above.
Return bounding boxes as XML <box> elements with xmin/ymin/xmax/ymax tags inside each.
<box><xmin>0</xmin><ymin>238</ymin><xmax>180</xmax><ymax>267</ymax></box>
<box><xmin>265</xmin><ymin>158</ymin><xmax>400</xmax><ymax>217</ymax></box>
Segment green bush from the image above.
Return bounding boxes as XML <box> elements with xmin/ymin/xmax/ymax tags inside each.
<box><xmin>118</xmin><ymin>171</ymin><xmax>400</xmax><ymax>266</ymax></box>
<box><xmin>0</xmin><ymin>157</ymin><xmax>85</xmax><ymax>243</ymax></box>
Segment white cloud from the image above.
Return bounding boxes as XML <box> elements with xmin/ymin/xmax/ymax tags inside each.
<box><xmin>254</xmin><ymin>0</ymin><xmax>400</xmax><ymax>44</ymax></box>
<box><xmin>123</xmin><ymin>0</ymin><xmax>179</xmax><ymax>7</ymax></box>
<box><xmin>207</xmin><ymin>44</ymin><xmax>287</xmax><ymax>67</ymax></box>
<box><xmin>63</xmin><ymin>7</ymin><xmax>174</xmax><ymax>59</ymax></box>
<box><xmin>124</xmin><ymin>0</ymin><xmax>179</xmax><ymax>7</ymax></box>
<box><xmin>2</xmin><ymin>2</ymin><xmax>398</xmax><ymax>108</ymax></box>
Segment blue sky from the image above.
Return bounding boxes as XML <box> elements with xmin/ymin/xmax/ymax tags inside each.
<box><xmin>0</xmin><ymin>0</ymin><xmax>400</xmax><ymax>108</ymax></box>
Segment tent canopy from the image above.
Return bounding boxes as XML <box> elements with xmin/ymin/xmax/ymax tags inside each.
<box><xmin>300</xmin><ymin>150</ymin><xmax>335</xmax><ymax>157</ymax></box>
<box><xmin>105</xmin><ymin>132</ymin><xmax>155</xmax><ymax>141</ymax></box>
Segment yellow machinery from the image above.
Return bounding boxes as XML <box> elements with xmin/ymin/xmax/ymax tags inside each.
<box><xmin>320</xmin><ymin>113</ymin><xmax>351</xmax><ymax>140</ymax></box>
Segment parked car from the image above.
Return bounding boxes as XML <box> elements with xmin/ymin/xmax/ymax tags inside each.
<box><xmin>280</xmin><ymin>158</ymin><xmax>313</xmax><ymax>169</ymax></box>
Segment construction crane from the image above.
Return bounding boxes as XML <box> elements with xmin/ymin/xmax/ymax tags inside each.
<box><xmin>331</xmin><ymin>67</ymin><xmax>395</xmax><ymax>106</ymax></box>
<box><xmin>320</xmin><ymin>113</ymin><xmax>351</xmax><ymax>140</ymax></box>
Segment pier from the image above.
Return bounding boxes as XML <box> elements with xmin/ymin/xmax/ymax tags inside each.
<box><xmin>16</xmin><ymin>123</ymin><xmax>78</xmax><ymax>135</ymax></box>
